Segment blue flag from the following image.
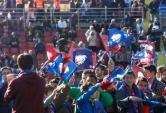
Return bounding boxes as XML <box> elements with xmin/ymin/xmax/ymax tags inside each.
<box><xmin>45</xmin><ymin>55</ymin><xmax>77</xmax><ymax>81</ymax></box>
<box><xmin>144</xmin><ymin>95</ymin><xmax>166</xmax><ymax>106</ymax></box>
<box><xmin>108</xmin><ymin>28</ymin><xmax>126</xmax><ymax>48</ymax></box>
<box><xmin>73</xmin><ymin>48</ymin><xmax>93</xmax><ymax>71</ymax></box>
<box><xmin>61</xmin><ymin>61</ymin><xmax>77</xmax><ymax>81</ymax></box>
<box><xmin>107</xmin><ymin>67</ymin><xmax>125</xmax><ymax>81</ymax></box>
<box><xmin>132</xmin><ymin>49</ymin><xmax>147</xmax><ymax>59</ymax></box>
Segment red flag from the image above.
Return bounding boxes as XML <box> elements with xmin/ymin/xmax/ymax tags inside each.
<box><xmin>61</xmin><ymin>52</ymin><xmax>71</xmax><ymax>62</ymax></box>
<box><xmin>68</xmin><ymin>41</ymin><xmax>80</xmax><ymax>59</ymax></box>
<box><xmin>100</xmin><ymin>35</ymin><xmax>109</xmax><ymax>52</ymax></box>
<box><xmin>132</xmin><ymin>65</ymin><xmax>148</xmax><ymax>79</ymax></box>
<box><xmin>110</xmin><ymin>44</ymin><xmax>121</xmax><ymax>53</ymax></box>
<box><xmin>92</xmin><ymin>52</ymin><xmax>96</xmax><ymax>66</ymax></box>
<box><xmin>139</xmin><ymin>41</ymin><xmax>155</xmax><ymax>53</ymax></box>
<box><xmin>46</xmin><ymin>44</ymin><xmax>59</xmax><ymax>62</ymax></box>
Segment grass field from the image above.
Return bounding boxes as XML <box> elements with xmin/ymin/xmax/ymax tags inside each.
<box><xmin>144</xmin><ymin>0</ymin><xmax>165</xmax><ymax>66</ymax></box>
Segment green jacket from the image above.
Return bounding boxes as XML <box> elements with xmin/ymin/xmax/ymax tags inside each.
<box><xmin>116</xmin><ymin>89</ymin><xmax>165</xmax><ymax>113</ymax></box>
<box><xmin>69</xmin><ymin>87</ymin><xmax>113</xmax><ymax>113</ymax></box>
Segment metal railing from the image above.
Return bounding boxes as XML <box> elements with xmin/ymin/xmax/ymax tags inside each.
<box><xmin>159</xmin><ymin>7</ymin><xmax>166</xmax><ymax>29</ymax></box>
<box><xmin>0</xmin><ymin>7</ymin><xmax>143</xmax><ymax>30</ymax></box>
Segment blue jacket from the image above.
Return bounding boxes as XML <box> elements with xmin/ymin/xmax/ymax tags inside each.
<box><xmin>76</xmin><ymin>84</ymin><xmax>106</xmax><ymax>113</ymax></box>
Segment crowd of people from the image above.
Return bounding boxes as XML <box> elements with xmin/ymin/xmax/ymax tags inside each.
<box><xmin>1</xmin><ymin>0</ymin><xmax>166</xmax><ymax>113</ymax></box>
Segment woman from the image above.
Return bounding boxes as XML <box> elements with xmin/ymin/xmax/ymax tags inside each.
<box><xmin>87</xmin><ymin>31</ymin><xmax>97</xmax><ymax>52</ymax></box>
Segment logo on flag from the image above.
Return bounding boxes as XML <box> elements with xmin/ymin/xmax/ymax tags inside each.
<box><xmin>111</xmin><ymin>34</ymin><xmax>121</xmax><ymax>42</ymax></box>
<box><xmin>75</xmin><ymin>55</ymin><xmax>87</xmax><ymax>65</ymax></box>
<box><xmin>59</xmin><ymin>63</ymin><xmax>69</xmax><ymax>73</ymax></box>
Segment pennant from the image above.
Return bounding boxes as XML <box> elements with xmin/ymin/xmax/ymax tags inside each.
<box><xmin>144</xmin><ymin>95</ymin><xmax>166</xmax><ymax>106</ymax></box>
<box><xmin>108</xmin><ymin>28</ymin><xmax>126</xmax><ymax>48</ymax></box>
<box><xmin>139</xmin><ymin>41</ymin><xmax>155</xmax><ymax>52</ymax></box>
<box><xmin>68</xmin><ymin>41</ymin><xmax>80</xmax><ymax>59</ymax></box>
<box><xmin>73</xmin><ymin>48</ymin><xmax>93</xmax><ymax>71</ymax></box>
<box><xmin>61</xmin><ymin>61</ymin><xmax>77</xmax><ymax>81</ymax></box>
<box><xmin>45</xmin><ymin>55</ymin><xmax>77</xmax><ymax>81</ymax></box>
<box><xmin>107</xmin><ymin>67</ymin><xmax>125</xmax><ymax>81</ymax></box>
<box><xmin>92</xmin><ymin>52</ymin><xmax>97</xmax><ymax>66</ymax></box>
<box><xmin>110</xmin><ymin>44</ymin><xmax>121</xmax><ymax>53</ymax></box>
<box><xmin>131</xmin><ymin>65</ymin><xmax>148</xmax><ymax>79</ymax></box>
<box><xmin>132</xmin><ymin>49</ymin><xmax>146</xmax><ymax>59</ymax></box>
<box><xmin>46</xmin><ymin>44</ymin><xmax>59</xmax><ymax>62</ymax></box>
<box><xmin>100</xmin><ymin>35</ymin><xmax>110</xmax><ymax>52</ymax></box>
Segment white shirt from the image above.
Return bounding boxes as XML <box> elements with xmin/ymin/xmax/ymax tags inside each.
<box><xmin>87</xmin><ymin>36</ymin><xmax>97</xmax><ymax>46</ymax></box>
<box><xmin>58</xmin><ymin>20</ymin><xmax>67</xmax><ymax>28</ymax></box>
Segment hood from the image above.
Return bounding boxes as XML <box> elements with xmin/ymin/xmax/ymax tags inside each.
<box><xmin>19</xmin><ymin>72</ymin><xmax>43</xmax><ymax>86</ymax></box>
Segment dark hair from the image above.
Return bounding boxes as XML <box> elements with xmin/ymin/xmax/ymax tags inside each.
<box><xmin>45</xmin><ymin>84</ymin><xmax>54</xmax><ymax>95</ymax></box>
<box><xmin>88</xmin><ymin>75</ymin><xmax>97</xmax><ymax>82</ymax></box>
<box><xmin>124</xmin><ymin>71</ymin><xmax>135</xmax><ymax>78</ymax></box>
<box><xmin>17</xmin><ymin>53</ymin><xmax>34</xmax><ymax>70</ymax></box>
<box><xmin>1</xmin><ymin>66</ymin><xmax>12</xmax><ymax>73</ymax></box>
<box><xmin>144</xmin><ymin>64</ymin><xmax>157</xmax><ymax>75</ymax></box>
<box><xmin>82</xmin><ymin>70</ymin><xmax>94</xmax><ymax>75</ymax></box>
<box><xmin>136</xmin><ymin>77</ymin><xmax>148</xmax><ymax>85</ymax></box>
<box><xmin>97</xmin><ymin>65</ymin><xmax>106</xmax><ymax>72</ymax></box>
<box><xmin>50</xmin><ymin>78</ymin><xmax>59</xmax><ymax>84</ymax></box>
<box><xmin>80</xmin><ymin>82</ymin><xmax>93</xmax><ymax>93</ymax></box>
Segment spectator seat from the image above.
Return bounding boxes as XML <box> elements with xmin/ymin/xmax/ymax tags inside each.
<box><xmin>45</xmin><ymin>37</ymin><xmax>52</xmax><ymax>43</ymax></box>
<box><xmin>19</xmin><ymin>42</ymin><xmax>27</xmax><ymax>49</ymax></box>
<box><xmin>10</xmin><ymin>48</ymin><xmax>18</xmax><ymax>55</ymax></box>
<box><xmin>19</xmin><ymin>48</ymin><xmax>27</xmax><ymax>53</ymax></box>
<box><xmin>19</xmin><ymin>36</ymin><xmax>26</xmax><ymax>43</ymax></box>
<box><xmin>2</xmin><ymin>48</ymin><xmax>10</xmax><ymax>53</ymax></box>
<box><xmin>37</xmin><ymin>53</ymin><xmax>45</xmax><ymax>60</ymax></box>
<box><xmin>20</xmin><ymin>32</ymin><xmax>26</xmax><ymax>37</ymax></box>
<box><xmin>44</xmin><ymin>31</ymin><xmax>51</xmax><ymax>37</ymax></box>
<box><xmin>27</xmin><ymin>42</ymin><xmax>35</xmax><ymax>49</ymax></box>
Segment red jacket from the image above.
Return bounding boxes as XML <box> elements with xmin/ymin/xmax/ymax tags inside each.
<box><xmin>4</xmin><ymin>72</ymin><xmax>45</xmax><ymax>113</ymax></box>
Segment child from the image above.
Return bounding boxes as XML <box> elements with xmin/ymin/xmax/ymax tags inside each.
<box><xmin>137</xmin><ymin>76</ymin><xmax>166</xmax><ymax>113</ymax></box>
<box><xmin>116</xmin><ymin>67</ymin><xmax>166</xmax><ymax>113</ymax></box>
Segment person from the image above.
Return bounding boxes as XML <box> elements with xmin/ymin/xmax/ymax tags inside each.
<box><xmin>160</xmin><ymin>68</ymin><xmax>166</xmax><ymax>85</ymax></box>
<box><xmin>6</xmin><ymin>74</ymin><xmax>16</xmax><ymax>84</ymax></box>
<box><xmin>4</xmin><ymin>53</ymin><xmax>45</xmax><ymax>113</ymax></box>
<box><xmin>144</xmin><ymin>64</ymin><xmax>166</xmax><ymax>96</ymax></box>
<box><xmin>95</xmin><ymin>65</ymin><xmax>106</xmax><ymax>82</ymax></box>
<box><xmin>116</xmin><ymin>68</ymin><xmax>163</xmax><ymax>113</ymax></box>
<box><xmin>0</xmin><ymin>67</ymin><xmax>12</xmax><ymax>113</ymax></box>
<box><xmin>76</xmin><ymin>82</ymin><xmax>108</xmax><ymax>113</ymax></box>
<box><xmin>136</xmin><ymin>76</ymin><xmax>166</xmax><ymax>113</ymax></box>
<box><xmin>35</xmin><ymin>39</ymin><xmax>46</xmax><ymax>55</ymax></box>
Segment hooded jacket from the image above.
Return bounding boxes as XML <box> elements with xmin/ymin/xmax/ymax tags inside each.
<box><xmin>4</xmin><ymin>71</ymin><xmax>45</xmax><ymax>113</ymax></box>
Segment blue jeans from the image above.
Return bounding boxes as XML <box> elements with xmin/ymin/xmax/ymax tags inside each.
<box><xmin>150</xmin><ymin>13</ymin><xmax>158</xmax><ymax>22</ymax></box>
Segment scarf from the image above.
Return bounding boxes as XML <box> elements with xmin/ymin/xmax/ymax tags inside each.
<box><xmin>151</xmin><ymin>78</ymin><xmax>158</xmax><ymax>93</ymax></box>
<box><xmin>89</xmin><ymin>90</ymin><xmax>100</xmax><ymax>106</ymax></box>
<box><xmin>121</xmin><ymin>83</ymin><xmax>143</xmax><ymax>113</ymax></box>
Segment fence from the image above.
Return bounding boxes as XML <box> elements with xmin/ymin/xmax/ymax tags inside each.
<box><xmin>159</xmin><ymin>7</ymin><xmax>166</xmax><ymax>29</ymax></box>
<box><xmin>0</xmin><ymin>7</ymin><xmax>143</xmax><ymax>30</ymax></box>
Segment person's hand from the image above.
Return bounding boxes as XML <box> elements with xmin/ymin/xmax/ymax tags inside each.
<box><xmin>129</xmin><ymin>96</ymin><xmax>142</xmax><ymax>102</ymax></box>
<box><xmin>108</xmin><ymin>58</ymin><xmax>115</xmax><ymax>71</ymax></box>
<box><xmin>68</xmin><ymin>76</ymin><xmax>75</xmax><ymax>87</ymax></box>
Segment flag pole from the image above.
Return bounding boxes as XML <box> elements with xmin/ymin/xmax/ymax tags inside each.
<box><xmin>38</xmin><ymin>60</ymin><xmax>50</xmax><ymax>72</ymax></box>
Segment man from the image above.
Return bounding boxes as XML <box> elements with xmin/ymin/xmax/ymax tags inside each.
<box><xmin>0</xmin><ymin>67</ymin><xmax>12</xmax><ymax>113</ymax></box>
<box><xmin>35</xmin><ymin>39</ymin><xmax>46</xmax><ymax>55</ymax></box>
<box><xmin>4</xmin><ymin>53</ymin><xmax>45</xmax><ymax>113</ymax></box>
<box><xmin>95</xmin><ymin>65</ymin><xmax>106</xmax><ymax>82</ymax></box>
<box><xmin>144</xmin><ymin>64</ymin><xmax>165</xmax><ymax>96</ymax></box>
<box><xmin>58</xmin><ymin>17</ymin><xmax>67</xmax><ymax>34</ymax></box>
